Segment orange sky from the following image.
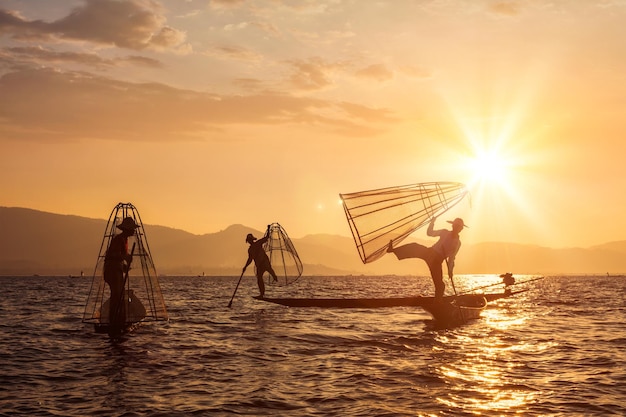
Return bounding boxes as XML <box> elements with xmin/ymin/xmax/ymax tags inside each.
<box><xmin>1</xmin><ymin>1</ymin><xmax>625</xmax><ymax>249</ymax></box>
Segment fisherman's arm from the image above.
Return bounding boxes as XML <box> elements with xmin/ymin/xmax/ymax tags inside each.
<box><xmin>123</xmin><ymin>248</ymin><xmax>133</xmax><ymax>265</ymax></box>
<box><xmin>427</xmin><ymin>217</ymin><xmax>441</xmax><ymax>237</ymax></box>
<box><xmin>253</xmin><ymin>225</ymin><xmax>271</xmax><ymax>246</ymax></box>
<box><xmin>242</xmin><ymin>253</ymin><xmax>253</xmax><ymax>272</ymax></box>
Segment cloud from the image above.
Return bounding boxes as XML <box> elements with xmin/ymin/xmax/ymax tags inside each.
<box><xmin>398</xmin><ymin>65</ymin><xmax>432</xmax><ymax>79</ymax></box>
<box><xmin>354</xmin><ymin>64</ymin><xmax>394</xmax><ymax>82</ymax></box>
<box><xmin>0</xmin><ymin>0</ymin><xmax>188</xmax><ymax>51</ymax></box>
<box><xmin>223</xmin><ymin>20</ymin><xmax>282</xmax><ymax>37</ymax></box>
<box><xmin>3</xmin><ymin>46</ymin><xmax>162</xmax><ymax>68</ymax></box>
<box><xmin>231</xmin><ymin>77</ymin><xmax>267</xmax><ymax>91</ymax></box>
<box><xmin>209</xmin><ymin>0</ymin><xmax>246</xmax><ymax>11</ymax></box>
<box><xmin>288</xmin><ymin>57</ymin><xmax>338</xmax><ymax>91</ymax></box>
<box><xmin>338</xmin><ymin>102</ymin><xmax>396</xmax><ymax>123</ymax></box>
<box><xmin>0</xmin><ymin>68</ymin><xmax>395</xmax><ymax>142</ymax></box>
<box><xmin>487</xmin><ymin>1</ymin><xmax>522</xmax><ymax>17</ymax></box>
<box><xmin>205</xmin><ymin>44</ymin><xmax>262</xmax><ymax>61</ymax></box>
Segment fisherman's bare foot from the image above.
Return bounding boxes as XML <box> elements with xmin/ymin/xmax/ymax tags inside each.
<box><xmin>386</xmin><ymin>239</ymin><xmax>394</xmax><ymax>253</ymax></box>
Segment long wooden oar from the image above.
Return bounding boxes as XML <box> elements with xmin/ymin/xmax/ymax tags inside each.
<box><xmin>120</xmin><ymin>242</ymin><xmax>136</xmax><ymax>301</ymax></box>
<box><xmin>227</xmin><ymin>269</ymin><xmax>246</xmax><ymax>308</ymax></box>
<box><xmin>445</xmin><ymin>259</ymin><xmax>466</xmax><ymax>323</ymax></box>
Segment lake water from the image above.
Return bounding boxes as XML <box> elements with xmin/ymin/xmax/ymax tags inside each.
<box><xmin>1</xmin><ymin>274</ymin><xmax>625</xmax><ymax>416</ymax></box>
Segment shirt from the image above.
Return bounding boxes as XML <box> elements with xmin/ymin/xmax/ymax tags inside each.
<box><xmin>105</xmin><ymin>234</ymin><xmax>129</xmax><ymax>263</ymax></box>
<box><xmin>427</xmin><ymin>220</ymin><xmax>461</xmax><ymax>273</ymax></box>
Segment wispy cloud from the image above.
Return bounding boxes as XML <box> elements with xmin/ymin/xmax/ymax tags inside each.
<box><xmin>3</xmin><ymin>46</ymin><xmax>162</xmax><ymax>68</ymax></box>
<box><xmin>287</xmin><ymin>57</ymin><xmax>340</xmax><ymax>91</ymax></box>
<box><xmin>354</xmin><ymin>64</ymin><xmax>393</xmax><ymax>82</ymax></box>
<box><xmin>0</xmin><ymin>67</ymin><xmax>395</xmax><ymax>142</ymax></box>
<box><xmin>205</xmin><ymin>44</ymin><xmax>263</xmax><ymax>61</ymax></box>
<box><xmin>487</xmin><ymin>1</ymin><xmax>523</xmax><ymax>17</ymax></box>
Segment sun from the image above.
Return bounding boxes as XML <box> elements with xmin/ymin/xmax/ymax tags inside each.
<box><xmin>469</xmin><ymin>150</ymin><xmax>509</xmax><ymax>185</ymax></box>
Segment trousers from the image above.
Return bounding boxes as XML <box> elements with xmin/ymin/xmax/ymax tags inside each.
<box><xmin>391</xmin><ymin>243</ymin><xmax>445</xmax><ymax>298</ymax></box>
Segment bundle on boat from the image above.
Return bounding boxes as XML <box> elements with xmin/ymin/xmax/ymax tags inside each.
<box><xmin>340</xmin><ymin>181</ymin><xmax>468</xmax><ymax>264</ymax></box>
<box><xmin>262</xmin><ymin>222</ymin><xmax>303</xmax><ymax>286</ymax></box>
<box><xmin>82</xmin><ymin>202</ymin><xmax>168</xmax><ymax>336</ymax></box>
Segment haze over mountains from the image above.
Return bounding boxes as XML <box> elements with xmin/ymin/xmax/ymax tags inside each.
<box><xmin>1</xmin><ymin>207</ymin><xmax>624</xmax><ymax>276</ymax></box>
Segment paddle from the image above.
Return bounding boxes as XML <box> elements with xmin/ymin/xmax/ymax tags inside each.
<box><xmin>120</xmin><ymin>242</ymin><xmax>136</xmax><ymax>301</ymax></box>
<box><xmin>445</xmin><ymin>258</ymin><xmax>467</xmax><ymax>323</ymax></box>
<box><xmin>227</xmin><ymin>268</ymin><xmax>246</xmax><ymax>308</ymax></box>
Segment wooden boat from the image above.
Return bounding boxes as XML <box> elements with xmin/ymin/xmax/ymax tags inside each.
<box><xmin>254</xmin><ymin>289</ymin><xmax>527</xmax><ymax>328</ymax></box>
<box><xmin>93</xmin><ymin>289</ymin><xmax>147</xmax><ymax>334</ymax></box>
<box><xmin>253</xmin><ymin>289</ymin><xmax>525</xmax><ymax>309</ymax></box>
<box><xmin>420</xmin><ymin>294</ymin><xmax>487</xmax><ymax>327</ymax></box>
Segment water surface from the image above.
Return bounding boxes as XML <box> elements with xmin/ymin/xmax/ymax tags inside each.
<box><xmin>1</xmin><ymin>275</ymin><xmax>624</xmax><ymax>416</ymax></box>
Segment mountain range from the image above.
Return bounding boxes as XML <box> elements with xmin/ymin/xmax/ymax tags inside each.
<box><xmin>1</xmin><ymin>206</ymin><xmax>625</xmax><ymax>276</ymax></box>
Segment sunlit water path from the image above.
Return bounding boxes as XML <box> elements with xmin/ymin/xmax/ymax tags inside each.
<box><xmin>1</xmin><ymin>275</ymin><xmax>624</xmax><ymax>416</ymax></box>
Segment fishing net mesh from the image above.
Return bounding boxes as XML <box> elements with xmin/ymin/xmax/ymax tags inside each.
<box><xmin>263</xmin><ymin>222</ymin><xmax>303</xmax><ymax>286</ymax></box>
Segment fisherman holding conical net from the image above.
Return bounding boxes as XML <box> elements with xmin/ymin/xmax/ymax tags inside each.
<box><xmin>104</xmin><ymin>216</ymin><xmax>139</xmax><ymax>336</ymax></box>
<box><xmin>387</xmin><ymin>217</ymin><xmax>467</xmax><ymax>300</ymax></box>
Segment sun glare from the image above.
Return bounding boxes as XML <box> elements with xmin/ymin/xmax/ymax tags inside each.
<box><xmin>469</xmin><ymin>150</ymin><xmax>509</xmax><ymax>186</ymax></box>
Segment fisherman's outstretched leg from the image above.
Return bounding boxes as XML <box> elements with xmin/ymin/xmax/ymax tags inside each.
<box><xmin>387</xmin><ymin>242</ymin><xmax>430</xmax><ymax>260</ymax></box>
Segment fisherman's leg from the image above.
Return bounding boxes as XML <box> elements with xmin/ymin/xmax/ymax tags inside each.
<box><xmin>109</xmin><ymin>284</ymin><xmax>120</xmax><ymax>324</ymax></box>
<box><xmin>428</xmin><ymin>262</ymin><xmax>445</xmax><ymax>299</ymax></box>
<box><xmin>388</xmin><ymin>242</ymin><xmax>430</xmax><ymax>260</ymax></box>
<box><xmin>108</xmin><ymin>271</ymin><xmax>124</xmax><ymax>335</ymax></box>
<box><xmin>256</xmin><ymin>271</ymin><xmax>265</xmax><ymax>297</ymax></box>
<box><xmin>267</xmin><ymin>266</ymin><xmax>278</xmax><ymax>283</ymax></box>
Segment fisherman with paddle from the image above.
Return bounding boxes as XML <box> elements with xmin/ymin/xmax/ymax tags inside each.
<box><xmin>104</xmin><ymin>216</ymin><xmax>139</xmax><ymax>337</ymax></box>
<box><xmin>387</xmin><ymin>217</ymin><xmax>466</xmax><ymax>300</ymax></box>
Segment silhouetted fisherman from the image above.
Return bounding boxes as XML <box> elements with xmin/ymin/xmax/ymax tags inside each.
<box><xmin>243</xmin><ymin>225</ymin><xmax>278</xmax><ymax>298</ymax></box>
<box><xmin>104</xmin><ymin>216</ymin><xmax>139</xmax><ymax>337</ymax></box>
<box><xmin>387</xmin><ymin>217</ymin><xmax>466</xmax><ymax>300</ymax></box>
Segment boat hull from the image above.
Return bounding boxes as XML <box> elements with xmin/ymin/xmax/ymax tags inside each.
<box><xmin>254</xmin><ymin>290</ymin><xmax>527</xmax><ymax>328</ymax></box>
<box><xmin>420</xmin><ymin>295</ymin><xmax>487</xmax><ymax>327</ymax></box>
<box><xmin>253</xmin><ymin>290</ymin><xmax>525</xmax><ymax>309</ymax></box>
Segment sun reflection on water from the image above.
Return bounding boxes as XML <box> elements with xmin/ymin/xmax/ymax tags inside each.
<box><xmin>433</xmin><ymin>337</ymin><xmax>542</xmax><ymax>413</ymax></box>
<box><xmin>428</xmin><ymin>278</ymin><xmax>550</xmax><ymax>415</ymax></box>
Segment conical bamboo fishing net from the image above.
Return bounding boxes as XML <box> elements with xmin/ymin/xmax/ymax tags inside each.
<box><xmin>262</xmin><ymin>222</ymin><xmax>303</xmax><ymax>286</ymax></box>
<box><xmin>82</xmin><ymin>202</ymin><xmax>168</xmax><ymax>332</ymax></box>
<box><xmin>340</xmin><ymin>182</ymin><xmax>468</xmax><ymax>264</ymax></box>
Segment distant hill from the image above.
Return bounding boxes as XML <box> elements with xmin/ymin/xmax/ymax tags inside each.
<box><xmin>1</xmin><ymin>206</ymin><xmax>625</xmax><ymax>275</ymax></box>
